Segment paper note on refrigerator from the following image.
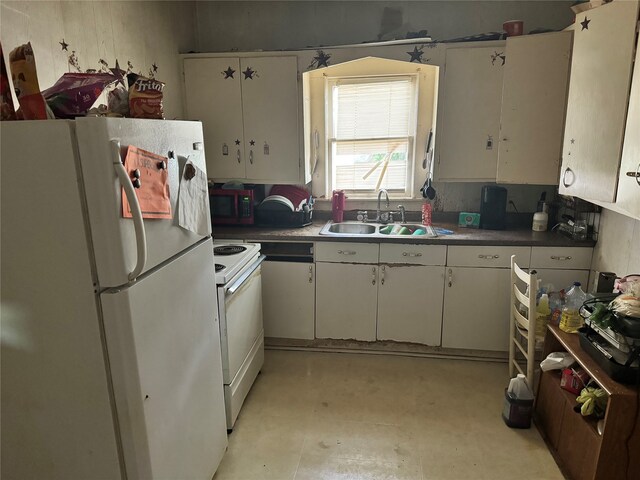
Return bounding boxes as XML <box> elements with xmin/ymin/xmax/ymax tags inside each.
<box><xmin>177</xmin><ymin>159</ymin><xmax>210</xmax><ymax>235</ymax></box>
<box><xmin>122</xmin><ymin>146</ymin><xmax>172</xmax><ymax>219</ymax></box>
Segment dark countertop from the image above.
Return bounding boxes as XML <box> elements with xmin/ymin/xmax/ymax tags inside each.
<box><xmin>213</xmin><ymin>221</ymin><xmax>596</xmax><ymax>247</ymax></box>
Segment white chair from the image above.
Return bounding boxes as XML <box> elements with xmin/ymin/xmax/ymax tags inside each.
<box><xmin>509</xmin><ymin>254</ymin><xmax>538</xmax><ymax>391</ymax></box>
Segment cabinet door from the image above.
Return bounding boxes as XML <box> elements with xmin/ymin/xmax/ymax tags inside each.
<box><xmin>534</xmin><ymin>269</ymin><xmax>589</xmax><ymax>293</ymax></box>
<box><xmin>560</xmin><ymin>0</ymin><xmax>639</xmax><ymax>202</ymax></box>
<box><xmin>241</xmin><ymin>56</ymin><xmax>300</xmax><ymax>182</ymax></box>
<box><xmin>377</xmin><ymin>265</ymin><xmax>445</xmax><ymax>345</ymax></box>
<box><xmin>183</xmin><ymin>58</ymin><xmax>245</xmax><ymax>179</ymax></box>
<box><xmin>261</xmin><ymin>261</ymin><xmax>315</xmax><ymax>340</ymax></box>
<box><xmin>617</xmin><ymin>37</ymin><xmax>640</xmax><ymax>220</ymax></box>
<box><xmin>497</xmin><ymin>32</ymin><xmax>572</xmax><ymax>185</ymax></box>
<box><xmin>315</xmin><ymin>262</ymin><xmax>378</xmax><ymax>341</ymax></box>
<box><xmin>441</xmin><ymin>267</ymin><xmax>511</xmax><ymax>351</ymax></box>
<box><xmin>437</xmin><ymin>46</ymin><xmax>504</xmax><ymax>181</ymax></box>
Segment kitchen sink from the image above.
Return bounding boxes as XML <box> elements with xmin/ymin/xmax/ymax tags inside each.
<box><xmin>320</xmin><ymin>221</ymin><xmax>437</xmax><ymax>237</ymax></box>
<box><xmin>325</xmin><ymin>222</ymin><xmax>377</xmax><ymax>235</ymax></box>
<box><xmin>378</xmin><ymin>224</ymin><xmax>436</xmax><ymax>236</ymax></box>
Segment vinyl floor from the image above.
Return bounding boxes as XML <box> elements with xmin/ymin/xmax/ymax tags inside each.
<box><xmin>213</xmin><ymin>350</ymin><xmax>563</xmax><ymax>480</ymax></box>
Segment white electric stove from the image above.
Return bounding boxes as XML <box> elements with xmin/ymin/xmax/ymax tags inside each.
<box><xmin>212</xmin><ymin>242</ymin><xmax>265</xmax><ymax>431</ymax></box>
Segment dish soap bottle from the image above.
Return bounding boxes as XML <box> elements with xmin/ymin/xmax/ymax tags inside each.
<box><xmin>559</xmin><ymin>282</ymin><xmax>587</xmax><ymax>333</ymax></box>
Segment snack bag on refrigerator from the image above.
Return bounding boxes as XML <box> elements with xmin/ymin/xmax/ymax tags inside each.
<box><xmin>9</xmin><ymin>42</ymin><xmax>50</xmax><ymax>120</ymax></box>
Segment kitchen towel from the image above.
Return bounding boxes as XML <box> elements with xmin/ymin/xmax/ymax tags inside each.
<box><xmin>177</xmin><ymin>158</ymin><xmax>210</xmax><ymax>236</ymax></box>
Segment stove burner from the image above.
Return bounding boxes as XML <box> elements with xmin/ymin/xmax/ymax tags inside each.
<box><xmin>214</xmin><ymin>245</ymin><xmax>247</xmax><ymax>256</ymax></box>
<box><xmin>215</xmin><ymin>264</ymin><xmax>225</xmax><ymax>272</ymax></box>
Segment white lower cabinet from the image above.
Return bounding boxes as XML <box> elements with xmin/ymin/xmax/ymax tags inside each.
<box><xmin>441</xmin><ymin>266</ymin><xmax>512</xmax><ymax>351</ymax></box>
<box><xmin>530</xmin><ymin>246</ymin><xmax>592</xmax><ymax>292</ymax></box>
<box><xmin>261</xmin><ymin>261</ymin><xmax>315</xmax><ymax>340</ymax></box>
<box><xmin>535</xmin><ymin>269</ymin><xmax>589</xmax><ymax>293</ymax></box>
<box><xmin>377</xmin><ymin>265</ymin><xmax>445</xmax><ymax>345</ymax></box>
<box><xmin>442</xmin><ymin>245</ymin><xmax>530</xmax><ymax>352</ymax></box>
<box><xmin>315</xmin><ymin>262</ymin><xmax>378</xmax><ymax>341</ymax></box>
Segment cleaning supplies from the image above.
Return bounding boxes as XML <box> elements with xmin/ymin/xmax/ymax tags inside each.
<box><xmin>532</xmin><ymin>202</ymin><xmax>549</xmax><ymax>231</ymax></box>
<box><xmin>536</xmin><ymin>293</ymin><xmax>551</xmax><ymax>340</ymax></box>
<box><xmin>559</xmin><ymin>282</ymin><xmax>588</xmax><ymax>333</ymax></box>
<box><xmin>502</xmin><ymin>374</ymin><xmax>534</xmax><ymax>428</ymax></box>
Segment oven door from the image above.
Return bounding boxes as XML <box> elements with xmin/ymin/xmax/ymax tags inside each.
<box><xmin>218</xmin><ymin>255</ymin><xmax>265</xmax><ymax>384</ymax></box>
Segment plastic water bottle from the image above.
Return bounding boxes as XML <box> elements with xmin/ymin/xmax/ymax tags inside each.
<box><xmin>559</xmin><ymin>282</ymin><xmax>588</xmax><ymax>334</ymax></box>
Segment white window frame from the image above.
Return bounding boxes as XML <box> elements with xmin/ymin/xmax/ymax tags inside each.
<box><xmin>325</xmin><ymin>74</ymin><xmax>419</xmax><ymax>198</ymax></box>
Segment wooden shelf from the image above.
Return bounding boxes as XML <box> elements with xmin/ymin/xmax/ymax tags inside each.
<box><xmin>535</xmin><ymin>325</ymin><xmax>640</xmax><ymax>480</ymax></box>
<box><xmin>545</xmin><ymin>324</ymin><xmax>635</xmax><ymax>396</ymax></box>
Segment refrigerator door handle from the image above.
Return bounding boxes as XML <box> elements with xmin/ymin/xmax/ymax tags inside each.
<box><xmin>111</xmin><ymin>140</ymin><xmax>147</xmax><ymax>281</ymax></box>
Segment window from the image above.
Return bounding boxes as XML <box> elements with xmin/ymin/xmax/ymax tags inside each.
<box><xmin>327</xmin><ymin>75</ymin><xmax>418</xmax><ymax>197</ymax></box>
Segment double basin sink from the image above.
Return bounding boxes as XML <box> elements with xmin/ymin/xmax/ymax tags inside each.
<box><xmin>319</xmin><ymin>221</ymin><xmax>437</xmax><ymax>238</ymax></box>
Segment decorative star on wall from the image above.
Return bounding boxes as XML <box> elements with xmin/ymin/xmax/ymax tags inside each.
<box><xmin>59</xmin><ymin>39</ymin><xmax>69</xmax><ymax>51</ymax></box>
<box><xmin>152</xmin><ymin>63</ymin><xmax>158</xmax><ymax>73</ymax></box>
<box><xmin>491</xmin><ymin>51</ymin><xmax>506</xmax><ymax>66</ymax></box>
<box><xmin>222</xmin><ymin>66</ymin><xmax>235</xmax><ymax>79</ymax></box>
<box><xmin>249</xmin><ymin>140</ymin><xmax>255</xmax><ymax>146</ymax></box>
<box><xmin>308</xmin><ymin>50</ymin><xmax>332</xmax><ymax>69</ymax></box>
<box><xmin>243</xmin><ymin>67</ymin><xmax>256</xmax><ymax>79</ymax></box>
<box><xmin>110</xmin><ymin>60</ymin><xmax>126</xmax><ymax>86</ymax></box>
<box><xmin>235</xmin><ymin>139</ymin><xmax>241</xmax><ymax>145</ymax></box>
<box><xmin>581</xmin><ymin>17</ymin><xmax>591</xmax><ymax>30</ymax></box>
<box><xmin>407</xmin><ymin>46</ymin><xmax>424</xmax><ymax>63</ymax></box>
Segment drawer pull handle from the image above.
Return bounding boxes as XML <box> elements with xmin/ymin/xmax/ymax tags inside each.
<box><xmin>236</xmin><ymin>149</ymin><xmax>241</xmax><ymax>163</ymax></box>
<box><xmin>402</xmin><ymin>252</ymin><xmax>423</xmax><ymax>257</ymax></box>
<box><xmin>478</xmin><ymin>254</ymin><xmax>500</xmax><ymax>259</ymax></box>
<box><xmin>372</xmin><ymin>266</ymin><xmax>376</xmax><ymax>285</ymax></box>
<box><xmin>448</xmin><ymin>268</ymin><xmax>452</xmax><ymax>287</ymax></box>
<box><xmin>308</xmin><ymin>265</ymin><xmax>313</xmax><ymax>283</ymax></box>
<box><xmin>338</xmin><ymin>250</ymin><xmax>356</xmax><ymax>255</ymax></box>
<box><xmin>381</xmin><ymin>265</ymin><xmax>386</xmax><ymax>285</ymax></box>
<box><xmin>550</xmin><ymin>255</ymin><xmax>572</xmax><ymax>261</ymax></box>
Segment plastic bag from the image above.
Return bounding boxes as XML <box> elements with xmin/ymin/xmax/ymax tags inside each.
<box><xmin>540</xmin><ymin>352</ymin><xmax>575</xmax><ymax>372</ymax></box>
<box><xmin>42</xmin><ymin>73</ymin><xmax>116</xmax><ymax>118</ymax></box>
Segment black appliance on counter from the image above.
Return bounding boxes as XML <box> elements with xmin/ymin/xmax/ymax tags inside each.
<box><xmin>480</xmin><ymin>185</ymin><xmax>507</xmax><ymax>230</ymax></box>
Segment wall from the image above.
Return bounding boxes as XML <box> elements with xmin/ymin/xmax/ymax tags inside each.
<box><xmin>194</xmin><ymin>0</ymin><xmax>574</xmax><ymax>52</ymax></box>
<box><xmin>591</xmin><ymin>209</ymin><xmax>640</xmax><ymax>283</ymax></box>
<box><xmin>0</xmin><ymin>1</ymin><xmax>197</xmax><ymax>119</ymax></box>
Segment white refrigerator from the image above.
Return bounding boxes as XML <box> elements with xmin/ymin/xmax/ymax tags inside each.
<box><xmin>1</xmin><ymin>118</ymin><xmax>228</xmax><ymax>479</ymax></box>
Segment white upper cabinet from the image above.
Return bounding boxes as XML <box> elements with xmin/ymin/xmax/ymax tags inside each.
<box><xmin>183</xmin><ymin>56</ymin><xmax>301</xmax><ymax>183</ymax></box>
<box><xmin>617</xmin><ymin>37</ymin><xmax>640</xmax><ymax>219</ymax></box>
<box><xmin>437</xmin><ymin>46</ymin><xmax>505</xmax><ymax>181</ymax></box>
<box><xmin>183</xmin><ymin>58</ymin><xmax>245</xmax><ymax>179</ymax></box>
<box><xmin>497</xmin><ymin>32</ymin><xmax>572</xmax><ymax>185</ymax></box>
<box><xmin>559</xmin><ymin>0</ymin><xmax>640</xmax><ymax>202</ymax></box>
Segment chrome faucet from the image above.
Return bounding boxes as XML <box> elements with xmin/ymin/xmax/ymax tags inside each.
<box><xmin>376</xmin><ymin>189</ymin><xmax>390</xmax><ymax>223</ymax></box>
<box><xmin>398</xmin><ymin>205</ymin><xmax>406</xmax><ymax>223</ymax></box>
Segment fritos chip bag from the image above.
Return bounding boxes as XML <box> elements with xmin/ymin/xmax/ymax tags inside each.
<box><xmin>9</xmin><ymin>42</ymin><xmax>48</xmax><ymax>120</ymax></box>
<box><xmin>127</xmin><ymin>73</ymin><xmax>164</xmax><ymax>119</ymax></box>
<box><xmin>1</xmin><ymin>42</ymin><xmax>17</xmax><ymax>120</ymax></box>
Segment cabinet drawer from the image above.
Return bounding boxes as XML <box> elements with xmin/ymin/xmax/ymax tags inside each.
<box><xmin>530</xmin><ymin>247</ymin><xmax>592</xmax><ymax>270</ymax></box>
<box><xmin>447</xmin><ymin>246</ymin><xmax>530</xmax><ymax>268</ymax></box>
<box><xmin>315</xmin><ymin>242</ymin><xmax>379</xmax><ymax>264</ymax></box>
<box><xmin>379</xmin><ymin>244</ymin><xmax>446</xmax><ymax>266</ymax></box>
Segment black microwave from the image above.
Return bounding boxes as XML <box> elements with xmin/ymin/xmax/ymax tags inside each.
<box><xmin>209</xmin><ymin>188</ymin><xmax>254</xmax><ymax>225</ymax></box>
